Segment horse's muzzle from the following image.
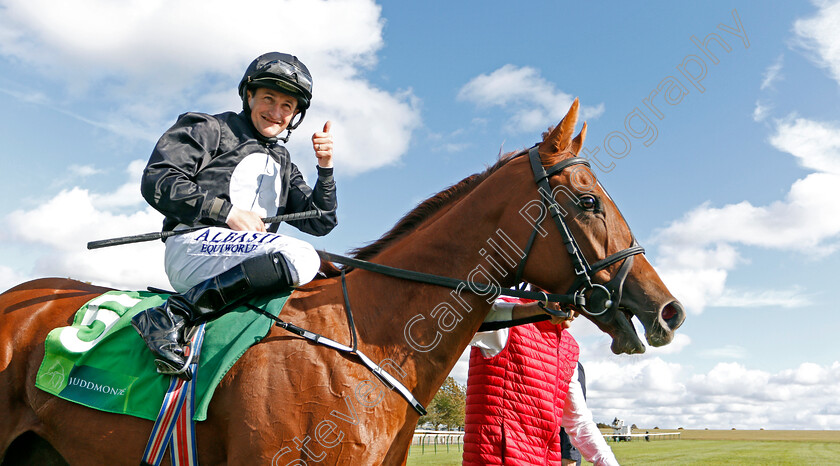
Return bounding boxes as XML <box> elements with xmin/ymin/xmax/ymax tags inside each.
<box><xmin>646</xmin><ymin>300</ymin><xmax>685</xmax><ymax>347</ymax></box>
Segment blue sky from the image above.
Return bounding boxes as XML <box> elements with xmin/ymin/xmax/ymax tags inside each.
<box><xmin>1</xmin><ymin>0</ymin><xmax>839</xmax><ymax>430</ymax></box>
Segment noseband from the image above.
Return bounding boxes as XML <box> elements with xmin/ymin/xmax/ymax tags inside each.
<box><xmin>513</xmin><ymin>146</ymin><xmax>646</xmax><ymax>317</ymax></box>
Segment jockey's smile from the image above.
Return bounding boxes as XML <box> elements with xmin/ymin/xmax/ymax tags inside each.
<box><xmin>248</xmin><ymin>87</ymin><xmax>299</xmax><ymax>138</ymax></box>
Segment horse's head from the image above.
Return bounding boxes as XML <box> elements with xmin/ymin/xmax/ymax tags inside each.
<box><xmin>508</xmin><ymin>99</ymin><xmax>685</xmax><ymax>354</ymax></box>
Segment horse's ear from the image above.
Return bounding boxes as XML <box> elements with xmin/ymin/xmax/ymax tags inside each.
<box><xmin>570</xmin><ymin>121</ymin><xmax>587</xmax><ymax>155</ymax></box>
<box><xmin>539</xmin><ymin>98</ymin><xmax>579</xmax><ymax>157</ymax></box>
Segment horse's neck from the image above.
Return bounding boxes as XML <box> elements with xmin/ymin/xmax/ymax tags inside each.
<box><xmin>349</xmin><ymin>187</ymin><xmax>518</xmax><ymax>404</ymax></box>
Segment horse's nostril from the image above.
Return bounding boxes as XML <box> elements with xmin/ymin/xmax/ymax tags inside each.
<box><xmin>660</xmin><ymin>301</ymin><xmax>685</xmax><ymax>330</ymax></box>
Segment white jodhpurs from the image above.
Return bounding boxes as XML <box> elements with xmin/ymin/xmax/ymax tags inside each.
<box><xmin>163</xmin><ymin>227</ymin><xmax>321</xmax><ymax>293</ymax></box>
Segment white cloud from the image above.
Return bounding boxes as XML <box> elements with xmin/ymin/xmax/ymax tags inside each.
<box><xmin>0</xmin><ymin>0</ymin><xmax>421</xmax><ymax>175</ymax></box>
<box><xmin>660</xmin><ymin>268</ymin><xmax>726</xmax><ymax>314</ymax></box>
<box><xmin>688</xmin><ymin>363</ymin><xmax>771</xmax><ymax>397</ymax></box>
<box><xmin>655</xmin><ymin>190</ymin><xmax>840</xmax><ymax>253</ymax></box>
<box><xmin>458</xmin><ymin>64</ymin><xmax>604</xmax><ymax>133</ymax></box>
<box><xmin>698</xmin><ymin>345</ymin><xmax>748</xmax><ymax>360</ymax></box>
<box><xmin>450</xmin><ymin>347</ymin><xmax>472</xmax><ymax>386</ymax></box>
<box><xmin>652</xmin><ymin>242</ymin><xmax>735</xmax><ymax>313</ymax></box>
<box><xmin>438</xmin><ymin>142</ymin><xmax>471</xmax><ymax>154</ymax></box>
<box><xmin>646</xmin><ymin>333</ymin><xmax>692</xmax><ymax>355</ymax></box>
<box><xmin>290</xmin><ymin>82</ymin><xmax>421</xmax><ymax>175</ymax></box>
<box><xmin>0</xmin><ymin>264</ymin><xmax>26</xmax><ymax>294</ymax></box>
<box><xmin>752</xmin><ymin>100</ymin><xmax>771</xmax><ymax>122</ymax></box>
<box><xmin>760</xmin><ymin>55</ymin><xmax>784</xmax><ymax>90</ymax></box>
<box><xmin>650</xmin><ymin>116</ymin><xmax>840</xmax><ymax>314</ymax></box>
<box><xmin>711</xmin><ymin>286</ymin><xmax>812</xmax><ymax>308</ymax></box>
<box><xmin>448</xmin><ymin>327</ymin><xmax>840</xmax><ymax>429</ymax></box>
<box><xmin>794</xmin><ymin>0</ymin><xmax>840</xmax><ymax>86</ymax></box>
<box><xmin>3</xmin><ymin>163</ymin><xmax>170</xmax><ymax>291</ymax></box>
<box><xmin>68</xmin><ymin>164</ymin><xmax>104</xmax><ymax>177</ymax></box>
<box><xmin>775</xmin><ymin>362</ymin><xmax>827</xmax><ymax>385</ymax></box>
<box><xmin>0</xmin><ymin>0</ymin><xmax>382</xmax><ymax>84</ymax></box>
<box><xmin>0</xmin><ymin>85</ymin><xmax>47</xmax><ymax>104</ymax></box>
<box><xmin>770</xmin><ymin>117</ymin><xmax>840</xmax><ymax>175</ymax></box>
<box><xmin>590</xmin><ymin>360</ymin><xmax>840</xmax><ymax>429</ymax></box>
<box><xmin>89</xmin><ymin>160</ymin><xmax>148</xmax><ymax>209</ymax></box>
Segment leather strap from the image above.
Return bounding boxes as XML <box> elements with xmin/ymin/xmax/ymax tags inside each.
<box><xmin>317</xmin><ymin>251</ymin><xmax>582</xmax><ymax>306</ymax></box>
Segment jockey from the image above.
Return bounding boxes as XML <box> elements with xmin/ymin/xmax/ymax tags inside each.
<box><xmin>132</xmin><ymin>52</ymin><xmax>338</xmax><ymax>379</ymax></box>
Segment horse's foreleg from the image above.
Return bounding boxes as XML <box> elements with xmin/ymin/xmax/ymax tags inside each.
<box><xmin>0</xmin><ymin>315</ymin><xmax>49</xmax><ymax>461</ymax></box>
<box><xmin>0</xmin><ymin>399</ymin><xmax>48</xmax><ymax>464</ymax></box>
<box><xmin>1</xmin><ymin>431</ymin><xmax>67</xmax><ymax>466</ymax></box>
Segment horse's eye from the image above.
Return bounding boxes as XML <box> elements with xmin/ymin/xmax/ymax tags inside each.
<box><xmin>579</xmin><ymin>195</ymin><xmax>597</xmax><ymax>211</ymax></box>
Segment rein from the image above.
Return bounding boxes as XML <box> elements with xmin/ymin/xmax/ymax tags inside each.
<box><xmin>317</xmin><ymin>251</ymin><xmax>582</xmax><ymax>311</ymax></box>
<box><xmin>260</xmin><ymin>144</ymin><xmax>647</xmax><ymax>416</ymax></box>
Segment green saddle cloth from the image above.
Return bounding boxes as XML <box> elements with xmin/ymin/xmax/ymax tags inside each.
<box><xmin>35</xmin><ymin>289</ymin><xmax>290</xmax><ymax>421</ymax></box>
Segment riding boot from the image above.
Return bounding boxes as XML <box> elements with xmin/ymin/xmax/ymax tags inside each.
<box><xmin>130</xmin><ymin>303</ymin><xmax>189</xmax><ymax>377</ymax></box>
<box><xmin>131</xmin><ymin>252</ymin><xmax>295</xmax><ymax>378</ymax></box>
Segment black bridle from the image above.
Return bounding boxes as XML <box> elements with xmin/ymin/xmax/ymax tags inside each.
<box><xmin>515</xmin><ymin>145</ymin><xmax>646</xmax><ymax>317</ymax></box>
<box><xmin>321</xmin><ymin>145</ymin><xmax>646</xmax><ymax>320</ymax></box>
<box><xmin>278</xmin><ymin>144</ymin><xmax>647</xmax><ymax>415</ymax></box>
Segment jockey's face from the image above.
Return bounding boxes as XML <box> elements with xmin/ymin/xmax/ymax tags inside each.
<box><xmin>248</xmin><ymin>87</ymin><xmax>299</xmax><ymax>138</ymax></box>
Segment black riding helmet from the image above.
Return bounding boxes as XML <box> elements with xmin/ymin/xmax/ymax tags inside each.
<box><xmin>239</xmin><ymin>52</ymin><xmax>313</xmax><ymax>139</ymax></box>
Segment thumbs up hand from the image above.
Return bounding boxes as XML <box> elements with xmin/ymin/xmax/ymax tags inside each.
<box><xmin>312</xmin><ymin>121</ymin><xmax>334</xmax><ymax>168</ymax></box>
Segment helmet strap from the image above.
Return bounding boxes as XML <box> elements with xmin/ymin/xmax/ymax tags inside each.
<box><xmin>279</xmin><ymin>109</ymin><xmax>306</xmax><ymax>143</ymax></box>
<box><xmin>289</xmin><ymin>108</ymin><xmax>305</xmax><ymax>130</ymax></box>
<box><xmin>279</xmin><ymin>129</ymin><xmax>292</xmax><ymax>143</ymax></box>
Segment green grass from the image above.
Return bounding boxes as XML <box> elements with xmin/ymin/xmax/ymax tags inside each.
<box><xmin>406</xmin><ymin>444</ymin><xmax>463</xmax><ymax>465</ymax></box>
<box><xmin>405</xmin><ymin>439</ymin><xmax>840</xmax><ymax>465</ymax></box>
<box><xmin>610</xmin><ymin>439</ymin><xmax>840</xmax><ymax>465</ymax></box>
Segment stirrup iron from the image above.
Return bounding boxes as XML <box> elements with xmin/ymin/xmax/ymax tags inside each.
<box><xmin>154</xmin><ymin>326</ymin><xmax>199</xmax><ymax>381</ymax></box>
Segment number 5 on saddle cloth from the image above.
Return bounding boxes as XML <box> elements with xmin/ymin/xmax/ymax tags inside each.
<box><xmin>35</xmin><ymin>290</ymin><xmax>291</xmax><ymax>423</ymax></box>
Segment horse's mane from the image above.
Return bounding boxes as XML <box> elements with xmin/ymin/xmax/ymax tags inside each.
<box><xmin>351</xmin><ymin>150</ymin><xmax>523</xmax><ymax>261</ymax></box>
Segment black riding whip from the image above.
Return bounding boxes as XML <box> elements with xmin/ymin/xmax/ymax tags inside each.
<box><xmin>86</xmin><ymin>209</ymin><xmax>322</xmax><ymax>250</ymax></box>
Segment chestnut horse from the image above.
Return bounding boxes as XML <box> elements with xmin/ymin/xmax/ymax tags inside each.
<box><xmin>0</xmin><ymin>100</ymin><xmax>684</xmax><ymax>465</ymax></box>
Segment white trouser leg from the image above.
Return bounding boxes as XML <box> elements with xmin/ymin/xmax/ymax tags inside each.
<box><xmin>163</xmin><ymin>227</ymin><xmax>320</xmax><ymax>293</ymax></box>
